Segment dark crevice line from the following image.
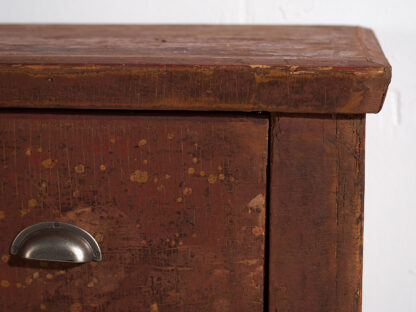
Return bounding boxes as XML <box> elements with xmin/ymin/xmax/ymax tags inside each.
<box><xmin>263</xmin><ymin>112</ymin><xmax>274</xmax><ymax>312</ymax></box>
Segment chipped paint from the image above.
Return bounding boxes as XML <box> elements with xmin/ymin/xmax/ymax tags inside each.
<box><xmin>247</xmin><ymin>194</ymin><xmax>265</xmax><ymax>212</ymax></box>
<box><xmin>249</xmin><ymin>64</ymin><xmax>271</xmax><ymax>69</ymax></box>
<box><xmin>130</xmin><ymin>170</ymin><xmax>149</xmax><ymax>183</ymax></box>
<box><xmin>150</xmin><ymin>302</ymin><xmax>159</xmax><ymax>312</ymax></box>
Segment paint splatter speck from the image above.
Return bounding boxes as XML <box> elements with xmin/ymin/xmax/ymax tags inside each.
<box><xmin>16</xmin><ymin>282</ymin><xmax>23</xmax><ymax>288</ymax></box>
<box><xmin>110</xmin><ymin>137</ymin><xmax>116</xmax><ymax>144</ymax></box>
<box><xmin>138</xmin><ymin>139</ymin><xmax>147</xmax><ymax>147</ymax></box>
<box><xmin>183</xmin><ymin>187</ymin><xmax>192</xmax><ymax>196</ymax></box>
<box><xmin>74</xmin><ymin>164</ymin><xmax>85</xmax><ymax>173</ymax></box>
<box><xmin>28</xmin><ymin>198</ymin><xmax>38</xmax><ymax>208</ymax></box>
<box><xmin>99</xmin><ymin>164</ymin><xmax>106</xmax><ymax>171</ymax></box>
<box><xmin>199</xmin><ymin>171</ymin><xmax>206</xmax><ymax>177</ymax></box>
<box><xmin>33</xmin><ymin>272</ymin><xmax>39</xmax><ymax>279</ymax></box>
<box><xmin>130</xmin><ymin>170</ymin><xmax>149</xmax><ymax>183</ymax></box>
<box><xmin>20</xmin><ymin>208</ymin><xmax>30</xmax><ymax>216</ymax></box>
<box><xmin>165</xmin><ymin>174</ymin><xmax>171</xmax><ymax>179</ymax></box>
<box><xmin>69</xmin><ymin>302</ymin><xmax>82</xmax><ymax>312</ymax></box>
<box><xmin>176</xmin><ymin>197</ymin><xmax>183</xmax><ymax>203</ymax></box>
<box><xmin>208</xmin><ymin>174</ymin><xmax>217</xmax><ymax>184</ymax></box>
<box><xmin>46</xmin><ymin>273</ymin><xmax>53</xmax><ymax>280</ymax></box>
<box><xmin>1</xmin><ymin>254</ymin><xmax>9</xmax><ymax>263</ymax></box>
<box><xmin>192</xmin><ymin>157</ymin><xmax>198</xmax><ymax>164</ymax></box>
<box><xmin>25</xmin><ymin>276</ymin><xmax>33</xmax><ymax>285</ymax></box>
<box><xmin>25</xmin><ymin>148</ymin><xmax>32</xmax><ymax>156</ymax></box>
<box><xmin>1</xmin><ymin>280</ymin><xmax>9</xmax><ymax>288</ymax></box>
<box><xmin>167</xmin><ymin>133</ymin><xmax>174</xmax><ymax>140</ymax></box>
<box><xmin>218</xmin><ymin>173</ymin><xmax>225</xmax><ymax>180</ymax></box>
<box><xmin>42</xmin><ymin>158</ymin><xmax>57</xmax><ymax>169</ymax></box>
<box><xmin>40</xmin><ymin>304</ymin><xmax>46</xmax><ymax>310</ymax></box>
<box><xmin>252</xmin><ymin>226</ymin><xmax>264</xmax><ymax>237</ymax></box>
<box><xmin>188</xmin><ymin>167</ymin><xmax>195</xmax><ymax>174</ymax></box>
<box><xmin>94</xmin><ymin>233</ymin><xmax>104</xmax><ymax>243</ymax></box>
<box><xmin>0</xmin><ymin>211</ymin><xmax>4</xmax><ymax>220</ymax></box>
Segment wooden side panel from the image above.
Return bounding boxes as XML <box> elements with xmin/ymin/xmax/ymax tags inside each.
<box><xmin>269</xmin><ymin>114</ymin><xmax>365</xmax><ymax>312</ymax></box>
<box><xmin>0</xmin><ymin>112</ymin><xmax>268</xmax><ymax>312</ymax></box>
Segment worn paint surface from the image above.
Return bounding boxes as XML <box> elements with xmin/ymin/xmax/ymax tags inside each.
<box><xmin>0</xmin><ymin>25</ymin><xmax>391</xmax><ymax>114</ymax></box>
<box><xmin>0</xmin><ymin>112</ymin><xmax>268</xmax><ymax>311</ymax></box>
<box><xmin>269</xmin><ymin>114</ymin><xmax>365</xmax><ymax>312</ymax></box>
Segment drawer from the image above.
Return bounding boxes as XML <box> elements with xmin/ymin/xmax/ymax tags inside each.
<box><xmin>0</xmin><ymin>112</ymin><xmax>268</xmax><ymax>311</ymax></box>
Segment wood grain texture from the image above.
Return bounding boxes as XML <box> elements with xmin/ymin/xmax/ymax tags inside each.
<box><xmin>0</xmin><ymin>112</ymin><xmax>268</xmax><ymax>312</ymax></box>
<box><xmin>0</xmin><ymin>25</ymin><xmax>390</xmax><ymax>113</ymax></box>
<box><xmin>268</xmin><ymin>114</ymin><xmax>365</xmax><ymax>312</ymax></box>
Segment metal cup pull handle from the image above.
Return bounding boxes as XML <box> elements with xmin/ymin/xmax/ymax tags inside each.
<box><xmin>10</xmin><ymin>221</ymin><xmax>102</xmax><ymax>263</ymax></box>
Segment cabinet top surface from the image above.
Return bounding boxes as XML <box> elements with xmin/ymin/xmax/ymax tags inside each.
<box><xmin>0</xmin><ymin>25</ymin><xmax>391</xmax><ymax>114</ymax></box>
<box><xmin>0</xmin><ymin>24</ymin><xmax>388</xmax><ymax>67</ymax></box>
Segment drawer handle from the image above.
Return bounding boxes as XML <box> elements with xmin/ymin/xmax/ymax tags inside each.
<box><xmin>10</xmin><ymin>221</ymin><xmax>102</xmax><ymax>263</ymax></box>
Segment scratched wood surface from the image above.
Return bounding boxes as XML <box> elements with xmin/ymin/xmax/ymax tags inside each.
<box><xmin>0</xmin><ymin>25</ymin><xmax>390</xmax><ymax>113</ymax></box>
<box><xmin>0</xmin><ymin>112</ymin><xmax>268</xmax><ymax>312</ymax></box>
<box><xmin>268</xmin><ymin>114</ymin><xmax>365</xmax><ymax>312</ymax></box>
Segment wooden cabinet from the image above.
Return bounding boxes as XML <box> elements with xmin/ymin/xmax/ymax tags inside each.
<box><xmin>0</xmin><ymin>25</ymin><xmax>391</xmax><ymax>312</ymax></box>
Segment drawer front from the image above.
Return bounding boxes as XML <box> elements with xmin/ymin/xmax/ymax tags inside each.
<box><xmin>0</xmin><ymin>112</ymin><xmax>268</xmax><ymax>311</ymax></box>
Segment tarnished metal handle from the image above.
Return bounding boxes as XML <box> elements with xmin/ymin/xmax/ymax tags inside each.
<box><xmin>10</xmin><ymin>221</ymin><xmax>102</xmax><ymax>263</ymax></box>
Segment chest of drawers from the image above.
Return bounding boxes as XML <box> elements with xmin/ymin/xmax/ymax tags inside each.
<box><xmin>0</xmin><ymin>25</ymin><xmax>391</xmax><ymax>312</ymax></box>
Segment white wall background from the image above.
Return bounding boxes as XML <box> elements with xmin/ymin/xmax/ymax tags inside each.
<box><xmin>0</xmin><ymin>1</ymin><xmax>414</xmax><ymax>311</ymax></box>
